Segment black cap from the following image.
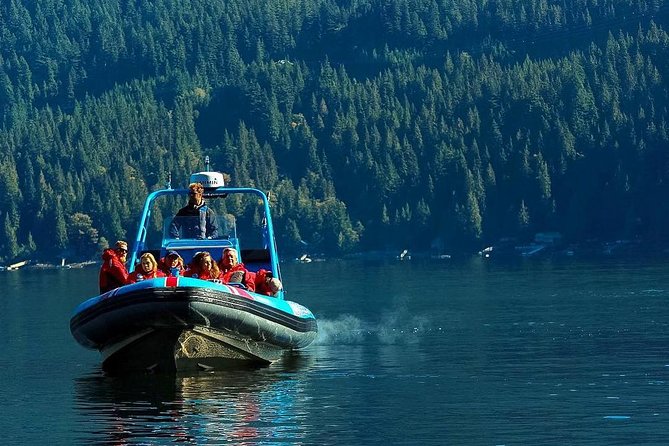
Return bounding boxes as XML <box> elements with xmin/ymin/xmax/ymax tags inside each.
<box><xmin>167</xmin><ymin>250</ymin><xmax>179</xmax><ymax>257</ymax></box>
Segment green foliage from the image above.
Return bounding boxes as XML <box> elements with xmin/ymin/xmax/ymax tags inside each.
<box><xmin>0</xmin><ymin>0</ymin><xmax>668</xmax><ymax>260</ymax></box>
<box><xmin>67</xmin><ymin>212</ymin><xmax>100</xmax><ymax>260</ymax></box>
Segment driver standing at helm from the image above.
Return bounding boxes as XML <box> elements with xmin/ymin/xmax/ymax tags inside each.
<box><xmin>169</xmin><ymin>182</ymin><xmax>219</xmax><ymax>239</ymax></box>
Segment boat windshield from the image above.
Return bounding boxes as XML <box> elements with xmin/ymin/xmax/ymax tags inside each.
<box><xmin>130</xmin><ymin>186</ymin><xmax>279</xmax><ymax>279</ymax></box>
<box><xmin>165</xmin><ymin>215</ymin><xmax>235</xmax><ymax>241</ymax></box>
<box><xmin>149</xmin><ymin>216</ymin><xmax>237</xmax><ymax>265</ymax></box>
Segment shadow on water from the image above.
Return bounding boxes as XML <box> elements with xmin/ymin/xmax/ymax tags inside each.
<box><xmin>73</xmin><ymin>350</ymin><xmax>317</xmax><ymax>445</ymax></box>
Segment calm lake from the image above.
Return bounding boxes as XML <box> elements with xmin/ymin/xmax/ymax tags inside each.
<box><xmin>2</xmin><ymin>257</ymin><xmax>669</xmax><ymax>445</ymax></box>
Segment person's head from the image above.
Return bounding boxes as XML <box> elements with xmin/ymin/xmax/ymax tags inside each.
<box><xmin>138</xmin><ymin>252</ymin><xmax>158</xmax><ymax>273</ymax></box>
<box><xmin>166</xmin><ymin>250</ymin><xmax>182</xmax><ymax>267</ymax></box>
<box><xmin>267</xmin><ymin>277</ymin><xmax>282</xmax><ymax>295</ymax></box>
<box><xmin>188</xmin><ymin>182</ymin><xmax>205</xmax><ymax>206</ymax></box>
<box><xmin>192</xmin><ymin>251</ymin><xmax>217</xmax><ymax>272</ymax></box>
<box><xmin>115</xmin><ymin>240</ymin><xmax>128</xmax><ymax>261</ymax></box>
<box><xmin>221</xmin><ymin>247</ymin><xmax>238</xmax><ymax>269</ymax></box>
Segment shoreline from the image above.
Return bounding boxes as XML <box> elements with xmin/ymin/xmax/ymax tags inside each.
<box><xmin>6</xmin><ymin>238</ymin><xmax>669</xmax><ymax>270</ymax></box>
<box><xmin>26</xmin><ymin>261</ymin><xmax>98</xmax><ymax>270</ymax></box>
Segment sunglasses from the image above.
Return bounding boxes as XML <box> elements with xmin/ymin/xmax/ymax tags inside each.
<box><xmin>118</xmin><ymin>248</ymin><xmax>128</xmax><ymax>253</ymax></box>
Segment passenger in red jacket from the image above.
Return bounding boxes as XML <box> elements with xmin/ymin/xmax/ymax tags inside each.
<box><xmin>99</xmin><ymin>240</ymin><xmax>129</xmax><ymax>293</ymax></box>
<box><xmin>219</xmin><ymin>248</ymin><xmax>283</xmax><ymax>295</ymax></box>
<box><xmin>159</xmin><ymin>250</ymin><xmax>185</xmax><ymax>276</ymax></box>
<box><xmin>127</xmin><ymin>252</ymin><xmax>166</xmax><ymax>283</ymax></box>
<box><xmin>184</xmin><ymin>251</ymin><xmax>221</xmax><ymax>280</ymax></box>
<box><xmin>254</xmin><ymin>268</ymin><xmax>283</xmax><ymax>296</ymax></box>
<box><xmin>219</xmin><ymin>247</ymin><xmax>256</xmax><ymax>291</ymax></box>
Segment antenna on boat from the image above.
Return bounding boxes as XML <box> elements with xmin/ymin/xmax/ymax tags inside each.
<box><xmin>190</xmin><ymin>156</ymin><xmax>225</xmax><ymax>189</ymax></box>
<box><xmin>262</xmin><ymin>192</ymin><xmax>270</xmax><ymax>227</ymax></box>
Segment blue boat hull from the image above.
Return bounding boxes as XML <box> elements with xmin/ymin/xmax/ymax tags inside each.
<box><xmin>70</xmin><ymin>278</ymin><xmax>318</xmax><ymax>373</ymax></box>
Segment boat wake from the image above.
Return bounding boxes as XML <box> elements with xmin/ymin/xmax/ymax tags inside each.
<box><xmin>314</xmin><ymin>310</ymin><xmax>437</xmax><ymax>345</ymax></box>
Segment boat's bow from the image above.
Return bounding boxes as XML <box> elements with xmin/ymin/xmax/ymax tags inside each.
<box><xmin>70</xmin><ymin>277</ymin><xmax>317</xmax><ymax>373</ymax></box>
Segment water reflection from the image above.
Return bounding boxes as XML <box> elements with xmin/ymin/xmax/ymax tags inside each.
<box><xmin>73</xmin><ymin>351</ymin><xmax>316</xmax><ymax>445</ymax></box>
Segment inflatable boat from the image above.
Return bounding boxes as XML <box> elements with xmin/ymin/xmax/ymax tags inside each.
<box><xmin>70</xmin><ymin>163</ymin><xmax>318</xmax><ymax>373</ymax></box>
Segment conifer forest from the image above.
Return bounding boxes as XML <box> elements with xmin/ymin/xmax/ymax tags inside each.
<box><xmin>1</xmin><ymin>0</ymin><xmax>669</xmax><ymax>262</ymax></box>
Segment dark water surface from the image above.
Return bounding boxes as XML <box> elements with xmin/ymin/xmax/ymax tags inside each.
<box><xmin>2</xmin><ymin>258</ymin><xmax>669</xmax><ymax>444</ymax></box>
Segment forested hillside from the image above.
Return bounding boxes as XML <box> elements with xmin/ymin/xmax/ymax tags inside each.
<box><xmin>0</xmin><ymin>0</ymin><xmax>668</xmax><ymax>261</ymax></box>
